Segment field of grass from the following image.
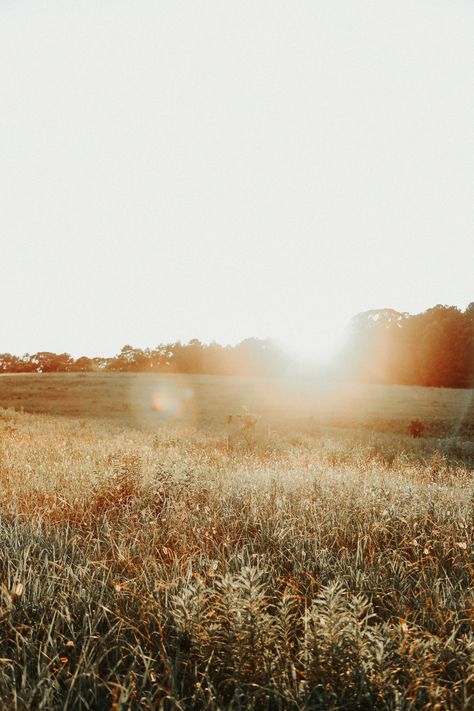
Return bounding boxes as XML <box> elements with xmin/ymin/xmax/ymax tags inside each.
<box><xmin>0</xmin><ymin>375</ymin><xmax>473</xmax><ymax>709</ymax></box>
<box><xmin>1</xmin><ymin>373</ymin><xmax>473</xmax><ymax>440</ymax></box>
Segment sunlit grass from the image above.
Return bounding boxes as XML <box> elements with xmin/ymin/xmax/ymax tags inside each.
<box><xmin>0</xmin><ymin>405</ymin><xmax>473</xmax><ymax>709</ymax></box>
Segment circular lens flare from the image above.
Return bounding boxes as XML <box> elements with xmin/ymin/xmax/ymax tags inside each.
<box><xmin>151</xmin><ymin>384</ymin><xmax>181</xmax><ymax>418</ymax></box>
<box><xmin>129</xmin><ymin>376</ymin><xmax>195</xmax><ymax>429</ymax></box>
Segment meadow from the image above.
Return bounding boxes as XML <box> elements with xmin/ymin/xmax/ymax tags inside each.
<box><xmin>0</xmin><ymin>374</ymin><xmax>473</xmax><ymax>710</ymax></box>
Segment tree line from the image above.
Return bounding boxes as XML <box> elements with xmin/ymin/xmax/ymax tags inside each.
<box><xmin>0</xmin><ymin>338</ymin><xmax>284</xmax><ymax>377</ymax></box>
<box><xmin>1</xmin><ymin>304</ymin><xmax>473</xmax><ymax>387</ymax></box>
<box><xmin>341</xmin><ymin>303</ymin><xmax>474</xmax><ymax>388</ymax></box>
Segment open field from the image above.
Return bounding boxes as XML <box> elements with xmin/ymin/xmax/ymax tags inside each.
<box><xmin>1</xmin><ymin>373</ymin><xmax>473</xmax><ymax>440</ymax></box>
<box><xmin>0</xmin><ymin>376</ymin><xmax>473</xmax><ymax>709</ymax></box>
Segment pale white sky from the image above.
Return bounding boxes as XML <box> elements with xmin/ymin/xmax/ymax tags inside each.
<box><xmin>1</xmin><ymin>0</ymin><xmax>473</xmax><ymax>360</ymax></box>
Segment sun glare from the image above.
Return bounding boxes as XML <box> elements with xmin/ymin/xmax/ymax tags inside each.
<box><xmin>279</xmin><ymin>326</ymin><xmax>348</xmax><ymax>368</ymax></box>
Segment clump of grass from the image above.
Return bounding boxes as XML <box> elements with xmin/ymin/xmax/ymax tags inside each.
<box><xmin>93</xmin><ymin>451</ymin><xmax>144</xmax><ymax>514</ymax></box>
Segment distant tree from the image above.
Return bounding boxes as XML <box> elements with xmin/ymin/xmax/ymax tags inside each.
<box><xmin>182</xmin><ymin>339</ymin><xmax>204</xmax><ymax>373</ymax></box>
<box><xmin>149</xmin><ymin>344</ymin><xmax>174</xmax><ymax>371</ymax></box>
<box><xmin>414</xmin><ymin>305</ymin><xmax>470</xmax><ymax>387</ymax></box>
<box><xmin>344</xmin><ymin>309</ymin><xmax>409</xmax><ymax>383</ymax></box>
<box><xmin>18</xmin><ymin>353</ymin><xmax>37</xmax><ymax>373</ymax></box>
<box><xmin>343</xmin><ymin>304</ymin><xmax>474</xmax><ymax>388</ymax></box>
<box><xmin>28</xmin><ymin>352</ymin><xmax>73</xmax><ymax>373</ymax></box>
<box><xmin>92</xmin><ymin>357</ymin><xmax>110</xmax><ymax>370</ymax></box>
<box><xmin>463</xmin><ymin>303</ymin><xmax>474</xmax><ymax>387</ymax></box>
<box><xmin>70</xmin><ymin>356</ymin><xmax>94</xmax><ymax>372</ymax></box>
<box><xmin>107</xmin><ymin>345</ymin><xmax>135</xmax><ymax>371</ymax></box>
<box><xmin>202</xmin><ymin>342</ymin><xmax>228</xmax><ymax>374</ymax></box>
<box><xmin>465</xmin><ymin>302</ymin><xmax>474</xmax><ymax>320</ymax></box>
<box><xmin>0</xmin><ymin>353</ymin><xmax>20</xmax><ymax>373</ymax></box>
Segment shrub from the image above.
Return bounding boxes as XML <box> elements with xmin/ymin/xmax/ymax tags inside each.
<box><xmin>409</xmin><ymin>418</ymin><xmax>425</xmax><ymax>438</ymax></box>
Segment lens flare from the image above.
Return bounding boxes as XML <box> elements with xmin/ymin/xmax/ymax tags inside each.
<box><xmin>151</xmin><ymin>384</ymin><xmax>181</xmax><ymax>418</ymax></box>
<box><xmin>129</xmin><ymin>376</ymin><xmax>195</xmax><ymax>429</ymax></box>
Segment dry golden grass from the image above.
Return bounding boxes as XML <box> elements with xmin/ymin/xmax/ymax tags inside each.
<box><xmin>0</xmin><ymin>378</ymin><xmax>473</xmax><ymax>709</ymax></box>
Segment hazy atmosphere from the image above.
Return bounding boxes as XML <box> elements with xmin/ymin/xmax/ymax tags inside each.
<box><xmin>1</xmin><ymin>0</ymin><xmax>473</xmax><ymax>359</ymax></box>
<box><xmin>1</xmin><ymin>3</ymin><xmax>474</xmax><ymax>709</ymax></box>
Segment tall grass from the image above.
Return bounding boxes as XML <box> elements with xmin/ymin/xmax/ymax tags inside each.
<box><xmin>0</xmin><ymin>408</ymin><xmax>473</xmax><ymax>709</ymax></box>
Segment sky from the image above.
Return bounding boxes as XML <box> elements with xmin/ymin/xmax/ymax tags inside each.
<box><xmin>1</xmin><ymin>0</ymin><xmax>473</xmax><ymax>360</ymax></box>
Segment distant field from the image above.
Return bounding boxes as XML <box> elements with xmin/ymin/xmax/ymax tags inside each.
<box><xmin>0</xmin><ymin>372</ymin><xmax>473</xmax><ymax>440</ymax></box>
